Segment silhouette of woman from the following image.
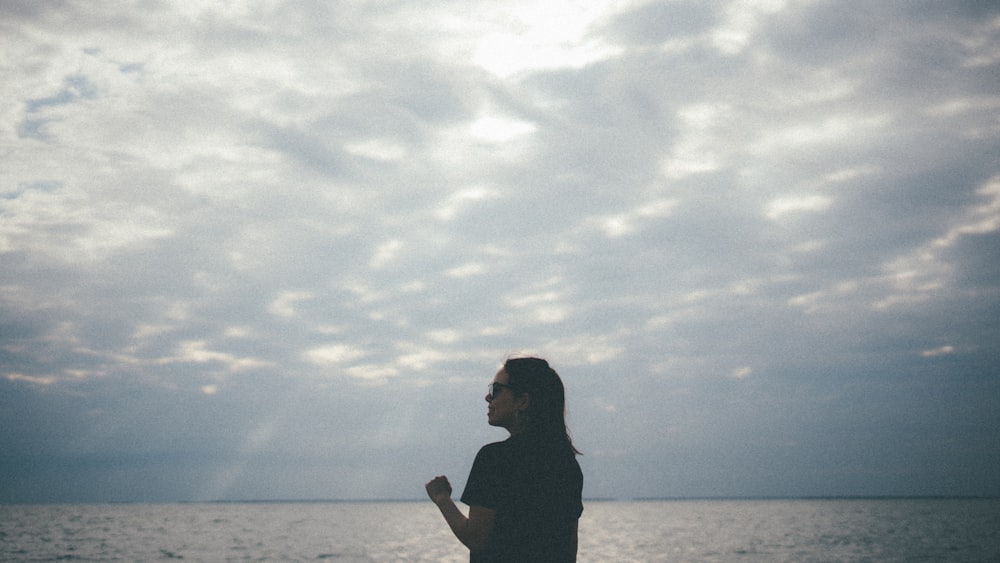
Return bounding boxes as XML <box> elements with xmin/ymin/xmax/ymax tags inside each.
<box><xmin>426</xmin><ymin>357</ymin><xmax>583</xmax><ymax>562</ymax></box>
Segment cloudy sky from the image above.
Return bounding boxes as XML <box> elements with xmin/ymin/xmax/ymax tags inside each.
<box><xmin>2</xmin><ymin>0</ymin><xmax>999</xmax><ymax>504</ymax></box>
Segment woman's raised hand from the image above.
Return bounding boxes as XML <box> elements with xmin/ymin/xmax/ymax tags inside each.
<box><xmin>425</xmin><ymin>475</ymin><xmax>453</xmax><ymax>504</ymax></box>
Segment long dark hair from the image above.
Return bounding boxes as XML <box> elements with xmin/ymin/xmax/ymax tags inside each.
<box><xmin>504</xmin><ymin>356</ymin><xmax>581</xmax><ymax>456</ymax></box>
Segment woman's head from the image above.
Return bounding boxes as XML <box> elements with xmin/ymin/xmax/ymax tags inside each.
<box><xmin>498</xmin><ymin>356</ymin><xmax>579</xmax><ymax>454</ymax></box>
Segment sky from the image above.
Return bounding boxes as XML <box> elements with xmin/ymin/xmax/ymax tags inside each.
<box><xmin>1</xmin><ymin>0</ymin><xmax>998</xmax><ymax>504</ymax></box>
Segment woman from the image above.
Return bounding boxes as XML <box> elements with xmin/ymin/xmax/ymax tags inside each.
<box><xmin>426</xmin><ymin>357</ymin><xmax>583</xmax><ymax>562</ymax></box>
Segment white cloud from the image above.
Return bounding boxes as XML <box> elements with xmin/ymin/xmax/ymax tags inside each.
<box><xmin>393</xmin><ymin>344</ymin><xmax>449</xmax><ymax>372</ymax></box>
<box><xmin>875</xmin><ymin>176</ymin><xmax>1000</xmax><ymax>310</ymax></box>
<box><xmin>345</xmin><ymin>363</ymin><xmax>401</xmax><ymax>383</ymax></box>
<box><xmin>0</xmin><ymin>185</ymin><xmax>174</xmax><ymax>262</ymax></box>
<box><xmin>268</xmin><ymin>291</ymin><xmax>315</xmax><ymax>319</ymax></box>
<box><xmin>435</xmin><ymin>186</ymin><xmax>501</xmax><ymax>221</ymax></box>
<box><xmin>750</xmin><ymin>113</ymin><xmax>891</xmax><ymax>155</ymax></box>
<box><xmin>163</xmin><ymin>341</ymin><xmax>272</xmax><ymax>373</ymax></box>
<box><xmin>469</xmin><ymin>115</ymin><xmax>537</xmax><ymax>142</ymax></box>
<box><xmin>931</xmin><ymin>176</ymin><xmax>1000</xmax><ymax>247</ymax></box>
<box><xmin>304</xmin><ymin>344</ymin><xmax>369</xmax><ymax>366</ymax></box>
<box><xmin>344</xmin><ymin>139</ymin><xmax>409</xmax><ymax>161</ymax></box>
<box><xmin>369</xmin><ymin>240</ymin><xmax>404</xmax><ymax>270</ymax></box>
<box><xmin>660</xmin><ymin>103</ymin><xmax>732</xmax><ymax>179</ymax></box>
<box><xmin>921</xmin><ymin>345</ymin><xmax>955</xmax><ymax>358</ymax></box>
<box><xmin>444</xmin><ymin>262</ymin><xmax>487</xmax><ymax>278</ymax></box>
<box><xmin>592</xmin><ymin>197</ymin><xmax>680</xmax><ymax>238</ymax></box>
<box><xmin>765</xmin><ymin>194</ymin><xmax>833</xmax><ymax>220</ymax></box>
<box><xmin>541</xmin><ymin>334</ymin><xmax>625</xmax><ymax>365</ymax></box>
<box><xmin>425</xmin><ymin>329</ymin><xmax>463</xmax><ymax>344</ymax></box>
<box><xmin>730</xmin><ymin>366</ymin><xmax>753</xmax><ymax>379</ymax></box>
<box><xmin>712</xmin><ymin>0</ymin><xmax>788</xmax><ymax>55</ymax></box>
<box><xmin>4</xmin><ymin>373</ymin><xmax>58</xmax><ymax>385</ymax></box>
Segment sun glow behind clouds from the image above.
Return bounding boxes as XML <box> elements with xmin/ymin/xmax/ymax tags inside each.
<box><xmin>472</xmin><ymin>0</ymin><xmax>629</xmax><ymax>77</ymax></box>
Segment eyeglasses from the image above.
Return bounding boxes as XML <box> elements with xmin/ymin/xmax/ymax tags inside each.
<box><xmin>487</xmin><ymin>382</ymin><xmax>516</xmax><ymax>400</ymax></box>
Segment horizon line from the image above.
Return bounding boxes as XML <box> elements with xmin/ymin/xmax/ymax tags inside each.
<box><xmin>6</xmin><ymin>495</ymin><xmax>998</xmax><ymax>506</ymax></box>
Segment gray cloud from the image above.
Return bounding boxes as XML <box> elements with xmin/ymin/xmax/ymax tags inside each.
<box><xmin>1</xmin><ymin>0</ymin><xmax>998</xmax><ymax>502</ymax></box>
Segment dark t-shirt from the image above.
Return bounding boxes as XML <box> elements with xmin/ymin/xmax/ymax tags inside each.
<box><xmin>460</xmin><ymin>434</ymin><xmax>584</xmax><ymax>562</ymax></box>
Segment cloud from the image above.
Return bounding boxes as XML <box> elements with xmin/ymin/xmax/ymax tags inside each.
<box><xmin>268</xmin><ymin>291</ymin><xmax>315</xmax><ymax>319</ymax></box>
<box><xmin>920</xmin><ymin>345</ymin><xmax>955</xmax><ymax>358</ymax></box>
<box><xmin>471</xmin><ymin>0</ymin><xmax>628</xmax><ymax>77</ymax></box>
<box><xmin>303</xmin><ymin>344</ymin><xmax>369</xmax><ymax>366</ymax></box>
<box><xmin>730</xmin><ymin>366</ymin><xmax>753</xmax><ymax>379</ymax></box>
<box><xmin>765</xmin><ymin>194</ymin><xmax>834</xmax><ymax>220</ymax></box>
<box><xmin>1</xmin><ymin>0</ymin><xmax>998</xmax><ymax>502</ymax></box>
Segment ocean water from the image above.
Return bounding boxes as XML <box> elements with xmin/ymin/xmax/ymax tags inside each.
<box><xmin>2</xmin><ymin>498</ymin><xmax>998</xmax><ymax>561</ymax></box>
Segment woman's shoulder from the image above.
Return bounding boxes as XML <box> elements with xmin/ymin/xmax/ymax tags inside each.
<box><xmin>474</xmin><ymin>438</ymin><xmax>514</xmax><ymax>459</ymax></box>
<box><xmin>511</xmin><ymin>432</ymin><xmax>576</xmax><ymax>454</ymax></box>
<box><xmin>480</xmin><ymin>438</ymin><xmax>512</xmax><ymax>450</ymax></box>
<box><xmin>478</xmin><ymin>434</ymin><xmax>576</xmax><ymax>460</ymax></box>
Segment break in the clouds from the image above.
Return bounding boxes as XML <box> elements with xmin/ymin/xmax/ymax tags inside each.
<box><xmin>2</xmin><ymin>0</ymin><xmax>999</xmax><ymax>503</ymax></box>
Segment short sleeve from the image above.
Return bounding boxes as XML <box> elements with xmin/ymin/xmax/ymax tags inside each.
<box><xmin>460</xmin><ymin>443</ymin><xmax>506</xmax><ymax>510</ymax></box>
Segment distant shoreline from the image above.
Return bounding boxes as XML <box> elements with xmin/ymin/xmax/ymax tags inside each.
<box><xmin>4</xmin><ymin>496</ymin><xmax>997</xmax><ymax>506</ymax></box>
<box><xmin>197</xmin><ymin>495</ymin><xmax>1000</xmax><ymax>503</ymax></box>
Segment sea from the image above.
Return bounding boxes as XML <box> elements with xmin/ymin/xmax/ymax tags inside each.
<box><xmin>2</xmin><ymin>498</ymin><xmax>998</xmax><ymax>561</ymax></box>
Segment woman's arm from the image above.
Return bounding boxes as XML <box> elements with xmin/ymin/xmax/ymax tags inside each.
<box><xmin>571</xmin><ymin>518</ymin><xmax>578</xmax><ymax>557</ymax></box>
<box><xmin>426</xmin><ymin>475</ymin><xmax>496</xmax><ymax>552</ymax></box>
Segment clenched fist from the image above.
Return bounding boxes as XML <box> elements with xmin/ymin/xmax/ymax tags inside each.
<box><xmin>425</xmin><ymin>475</ymin><xmax>453</xmax><ymax>505</ymax></box>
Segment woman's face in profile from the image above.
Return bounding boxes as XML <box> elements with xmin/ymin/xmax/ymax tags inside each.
<box><xmin>486</xmin><ymin>368</ymin><xmax>522</xmax><ymax>429</ymax></box>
